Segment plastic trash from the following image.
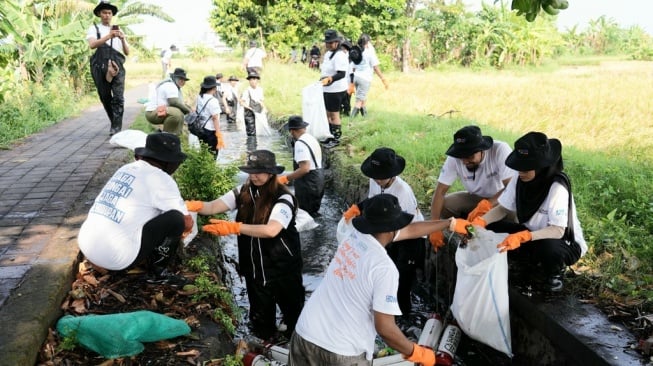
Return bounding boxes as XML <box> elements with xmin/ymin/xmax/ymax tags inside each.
<box><xmin>109</xmin><ymin>129</ymin><xmax>148</xmax><ymax>151</ymax></box>
<box><xmin>56</xmin><ymin>310</ymin><xmax>191</xmax><ymax>359</ymax></box>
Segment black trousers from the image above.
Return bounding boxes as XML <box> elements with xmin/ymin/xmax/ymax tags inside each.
<box><xmin>486</xmin><ymin>221</ymin><xmax>582</xmax><ymax>276</ymax></box>
<box><xmin>132</xmin><ymin>210</ymin><xmax>185</xmax><ymax>270</ymax></box>
<box><xmin>386</xmin><ymin>237</ymin><xmax>425</xmax><ymax>315</ymax></box>
<box><xmin>245</xmin><ymin>272</ymin><xmax>305</xmax><ymax>340</ymax></box>
<box><xmin>199</xmin><ymin>128</ymin><xmax>219</xmax><ymax>157</ymax></box>
<box><xmin>90</xmin><ymin>60</ymin><xmax>125</xmax><ymax>130</ymax></box>
<box><xmin>294</xmin><ymin>169</ymin><xmax>325</xmax><ymax>217</ymax></box>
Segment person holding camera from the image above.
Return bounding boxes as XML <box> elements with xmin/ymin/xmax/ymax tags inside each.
<box><xmin>86</xmin><ymin>1</ymin><xmax>130</xmax><ymax>136</ymax></box>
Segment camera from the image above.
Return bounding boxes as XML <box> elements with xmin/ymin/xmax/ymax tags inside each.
<box><xmin>111</xmin><ymin>25</ymin><xmax>119</xmax><ymax>30</ymax></box>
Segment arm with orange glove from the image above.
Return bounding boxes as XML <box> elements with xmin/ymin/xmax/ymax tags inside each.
<box><xmin>277</xmin><ymin>175</ymin><xmax>289</xmax><ymax>185</ymax></box>
<box><xmin>185</xmin><ymin>200</ymin><xmax>204</xmax><ymax>212</ymax></box>
<box><xmin>342</xmin><ymin>204</ymin><xmax>360</xmax><ymax>223</ymax></box>
<box><xmin>428</xmin><ymin>231</ymin><xmax>445</xmax><ymax>252</ymax></box>
<box><xmin>404</xmin><ymin>343</ymin><xmax>436</xmax><ymax>366</ymax></box>
<box><xmin>216</xmin><ymin>131</ymin><xmax>225</xmax><ymax>149</ymax></box>
<box><xmin>467</xmin><ymin>199</ymin><xmax>492</xmax><ymax>221</ymax></box>
<box><xmin>497</xmin><ymin>230</ymin><xmax>532</xmax><ymax>253</ymax></box>
<box><xmin>202</xmin><ymin>219</ymin><xmax>242</xmax><ymax>236</ymax></box>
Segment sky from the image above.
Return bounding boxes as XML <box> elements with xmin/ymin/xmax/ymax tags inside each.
<box><xmin>130</xmin><ymin>0</ymin><xmax>653</xmax><ymax>49</ymax></box>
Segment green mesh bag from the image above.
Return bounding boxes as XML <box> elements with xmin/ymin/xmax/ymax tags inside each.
<box><xmin>56</xmin><ymin>310</ymin><xmax>191</xmax><ymax>358</ymax></box>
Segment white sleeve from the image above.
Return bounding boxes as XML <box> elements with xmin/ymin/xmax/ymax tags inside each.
<box><xmin>269</xmin><ymin>194</ymin><xmax>294</xmax><ymax>229</ymax></box>
<box><xmin>437</xmin><ymin>157</ymin><xmax>458</xmax><ymax>186</ymax></box>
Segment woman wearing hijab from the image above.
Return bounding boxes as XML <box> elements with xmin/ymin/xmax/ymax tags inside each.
<box><xmin>185</xmin><ymin>150</ymin><xmax>304</xmax><ymax>341</ymax></box>
<box><xmin>468</xmin><ymin>132</ymin><xmax>587</xmax><ymax>291</ymax></box>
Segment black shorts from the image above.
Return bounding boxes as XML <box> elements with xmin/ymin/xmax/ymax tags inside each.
<box><xmin>323</xmin><ymin>91</ymin><xmax>348</xmax><ymax>112</ymax></box>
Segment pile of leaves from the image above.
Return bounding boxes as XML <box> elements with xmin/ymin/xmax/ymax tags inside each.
<box><xmin>37</xmin><ymin>237</ymin><xmax>244</xmax><ymax>366</ymax></box>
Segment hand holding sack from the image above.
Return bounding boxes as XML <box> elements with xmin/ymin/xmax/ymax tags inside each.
<box><xmin>449</xmin><ymin>218</ymin><xmax>473</xmax><ymax>235</ymax></box>
<box><xmin>404</xmin><ymin>343</ymin><xmax>436</xmax><ymax>366</ymax></box>
<box><xmin>429</xmin><ymin>231</ymin><xmax>445</xmax><ymax>252</ymax></box>
<box><xmin>185</xmin><ymin>200</ymin><xmax>204</xmax><ymax>212</ymax></box>
<box><xmin>320</xmin><ymin>76</ymin><xmax>333</xmax><ymax>86</ymax></box>
<box><xmin>342</xmin><ymin>204</ymin><xmax>360</xmax><ymax>223</ymax></box>
<box><xmin>497</xmin><ymin>230</ymin><xmax>532</xmax><ymax>253</ymax></box>
<box><xmin>471</xmin><ymin>216</ymin><xmax>487</xmax><ymax>228</ymax></box>
<box><xmin>182</xmin><ymin>214</ymin><xmax>194</xmax><ymax>238</ymax></box>
<box><xmin>467</xmin><ymin>199</ymin><xmax>492</xmax><ymax>221</ymax></box>
<box><xmin>277</xmin><ymin>175</ymin><xmax>290</xmax><ymax>185</ymax></box>
<box><xmin>203</xmin><ymin>219</ymin><xmax>242</xmax><ymax>236</ymax></box>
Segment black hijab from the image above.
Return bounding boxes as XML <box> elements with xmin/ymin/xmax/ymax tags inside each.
<box><xmin>515</xmin><ymin>157</ymin><xmax>566</xmax><ymax>224</ymax></box>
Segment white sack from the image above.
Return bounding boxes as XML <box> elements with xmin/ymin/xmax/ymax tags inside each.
<box><xmin>302</xmin><ymin>82</ymin><xmax>332</xmax><ymax>141</ymax></box>
<box><xmin>254</xmin><ymin>109</ymin><xmax>274</xmax><ymax>136</ymax></box>
<box><xmin>450</xmin><ymin>227</ymin><xmax>513</xmax><ymax>357</ymax></box>
<box><xmin>182</xmin><ymin>212</ymin><xmax>198</xmax><ymax>247</ymax></box>
<box><xmin>109</xmin><ymin>129</ymin><xmax>148</xmax><ymax>151</ymax></box>
<box><xmin>295</xmin><ymin>209</ymin><xmax>319</xmax><ymax>232</ymax></box>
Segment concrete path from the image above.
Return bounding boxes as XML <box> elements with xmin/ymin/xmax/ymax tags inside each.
<box><xmin>0</xmin><ymin>85</ymin><xmax>147</xmax><ymax>365</ymax></box>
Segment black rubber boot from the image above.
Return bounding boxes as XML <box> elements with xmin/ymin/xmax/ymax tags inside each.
<box><xmin>350</xmin><ymin>107</ymin><xmax>359</xmax><ymax>118</ymax></box>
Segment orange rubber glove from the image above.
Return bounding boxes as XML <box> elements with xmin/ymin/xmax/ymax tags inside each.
<box><xmin>185</xmin><ymin>200</ymin><xmax>204</xmax><ymax>212</ymax></box>
<box><xmin>429</xmin><ymin>231</ymin><xmax>445</xmax><ymax>252</ymax></box>
<box><xmin>467</xmin><ymin>199</ymin><xmax>492</xmax><ymax>221</ymax></box>
<box><xmin>342</xmin><ymin>204</ymin><xmax>360</xmax><ymax>223</ymax></box>
<box><xmin>471</xmin><ymin>216</ymin><xmax>487</xmax><ymax>228</ymax></box>
<box><xmin>497</xmin><ymin>230</ymin><xmax>532</xmax><ymax>253</ymax></box>
<box><xmin>216</xmin><ymin>131</ymin><xmax>225</xmax><ymax>149</ymax></box>
<box><xmin>202</xmin><ymin>219</ymin><xmax>242</xmax><ymax>236</ymax></box>
<box><xmin>404</xmin><ymin>343</ymin><xmax>436</xmax><ymax>366</ymax></box>
<box><xmin>320</xmin><ymin>76</ymin><xmax>333</xmax><ymax>86</ymax></box>
<box><xmin>277</xmin><ymin>175</ymin><xmax>290</xmax><ymax>185</ymax></box>
<box><xmin>449</xmin><ymin>218</ymin><xmax>473</xmax><ymax>235</ymax></box>
<box><xmin>347</xmin><ymin>83</ymin><xmax>355</xmax><ymax>95</ymax></box>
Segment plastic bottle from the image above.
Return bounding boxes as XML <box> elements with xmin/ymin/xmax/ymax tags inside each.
<box><xmin>417</xmin><ymin>313</ymin><xmax>444</xmax><ymax>349</ymax></box>
<box><xmin>435</xmin><ymin>323</ymin><xmax>462</xmax><ymax>366</ymax></box>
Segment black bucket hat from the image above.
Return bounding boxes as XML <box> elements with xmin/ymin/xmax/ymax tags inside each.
<box><xmin>239</xmin><ymin>150</ymin><xmax>285</xmax><ymax>174</ymax></box>
<box><xmin>246</xmin><ymin>71</ymin><xmax>260</xmax><ymax>80</ymax></box>
<box><xmin>324</xmin><ymin>29</ymin><xmax>339</xmax><ymax>43</ymax></box>
<box><xmin>360</xmin><ymin>147</ymin><xmax>406</xmax><ymax>180</ymax></box>
<box><xmin>228</xmin><ymin>75</ymin><xmax>239</xmax><ymax>82</ymax></box>
<box><xmin>353</xmin><ymin>194</ymin><xmax>414</xmax><ymax>235</ymax></box>
<box><xmin>445</xmin><ymin>125</ymin><xmax>494</xmax><ymax>158</ymax></box>
<box><xmin>200</xmin><ymin>75</ymin><xmax>218</xmax><ymax>89</ymax></box>
<box><xmin>134</xmin><ymin>132</ymin><xmax>187</xmax><ymax>163</ymax></box>
<box><xmin>94</xmin><ymin>0</ymin><xmax>118</xmax><ymax>16</ymax></box>
<box><xmin>283</xmin><ymin>115</ymin><xmax>309</xmax><ymax>130</ymax></box>
<box><xmin>170</xmin><ymin>68</ymin><xmax>190</xmax><ymax>81</ymax></box>
<box><xmin>505</xmin><ymin>132</ymin><xmax>562</xmax><ymax>171</ymax></box>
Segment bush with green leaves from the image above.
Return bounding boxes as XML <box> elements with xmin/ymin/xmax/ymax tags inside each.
<box><xmin>175</xmin><ymin>142</ymin><xmax>239</xmax><ymax>202</ymax></box>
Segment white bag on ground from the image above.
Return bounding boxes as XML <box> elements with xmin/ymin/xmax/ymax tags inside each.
<box><xmin>450</xmin><ymin>227</ymin><xmax>513</xmax><ymax>357</ymax></box>
<box><xmin>302</xmin><ymin>82</ymin><xmax>332</xmax><ymax>141</ymax></box>
<box><xmin>109</xmin><ymin>129</ymin><xmax>148</xmax><ymax>151</ymax></box>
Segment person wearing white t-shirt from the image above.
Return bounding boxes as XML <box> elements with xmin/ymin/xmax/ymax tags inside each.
<box><xmin>429</xmin><ymin>125</ymin><xmax>513</xmax><ymax>251</ymax></box>
<box><xmin>186</xmin><ymin>150</ymin><xmax>304</xmax><ymax>341</ymax></box>
<box><xmin>240</xmin><ymin>72</ymin><xmax>265</xmax><ymax>136</ymax></box>
<box><xmin>86</xmin><ymin>1</ymin><xmax>130</xmax><ymax>135</ymax></box>
<box><xmin>243</xmin><ymin>40</ymin><xmax>267</xmax><ymax>74</ymax></box>
<box><xmin>223</xmin><ymin>75</ymin><xmax>240</xmax><ymax>124</ymax></box>
<box><xmin>319</xmin><ymin>29</ymin><xmax>349</xmax><ymax>146</ymax></box>
<box><xmin>160</xmin><ymin>44</ymin><xmax>176</xmax><ymax>78</ymax></box>
<box><xmin>351</xmin><ymin>34</ymin><xmax>388</xmax><ymax>118</ymax></box>
<box><xmin>289</xmin><ymin>194</ymin><xmax>472</xmax><ymax>366</ymax></box>
<box><xmin>193</xmin><ymin>76</ymin><xmax>224</xmax><ymax>157</ymax></box>
<box><xmin>78</xmin><ymin>132</ymin><xmax>192</xmax><ymax>286</ymax></box>
<box><xmin>278</xmin><ymin>116</ymin><xmax>325</xmax><ymax>217</ymax></box>
<box><xmin>145</xmin><ymin>68</ymin><xmax>192</xmax><ymax>135</ymax></box>
<box><xmin>467</xmin><ymin>132</ymin><xmax>587</xmax><ymax>292</ymax></box>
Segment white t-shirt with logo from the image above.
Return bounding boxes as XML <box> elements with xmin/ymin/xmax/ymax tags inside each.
<box><xmin>218</xmin><ymin>187</ymin><xmax>293</xmax><ymax>228</ymax></box>
<box><xmin>294</xmin><ymin>134</ymin><xmax>322</xmax><ymax>170</ymax></box>
<box><xmin>78</xmin><ymin>160</ymin><xmax>188</xmax><ymax>270</ymax></box>
<box><xmin>499</xmin><ymin>173</ymin><xmax>587</xmax><ymax>256</ymax></box>
<box><xmin>368</xmin><ymin>176</ymin><xmax>424</xmax><ymax>223</ymax></box>
<box><xmin>295</xmin><ymin>223</ymin><xmax>401</xmax><ymax>360</ymax></box>
<box><xmin>438</xmin><ymin>141</ymin><xmax>513</xmax><ymax>198</ymax></box>
<box><xmin>320</xmin><ymin>50</ymin><xmax>349</xmax><ymax>93</ymax></box>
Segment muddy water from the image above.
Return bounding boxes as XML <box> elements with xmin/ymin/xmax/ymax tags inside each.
<box><xmin>213</xmin><ymin>120</ymin><xmax>513</xmax><ymax>365</ymax></box>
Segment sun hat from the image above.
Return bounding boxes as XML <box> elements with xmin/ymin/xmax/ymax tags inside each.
<box><xmin>170</xmin><ymin>68</ymin><xmax>190</xmax><ymax>81</ymax></box>
<box><xmin>445</xmin><ymin>125</ymin><xmax>494</xmax><ymax>158</ymax></box>
<box><xmin>249</xmin><ymin>40</ymin><xmax>257</xmax><ymax>47</ymax></box>
<box><xmin>360</xmin><ymin>147</ymin><xmax>406</xmax><ymax>180</ymax></box>
<box><xmin>324</xmin><ymin>29</ymin><xmax>339</xmax><ymax>43</ymax></box>
<box><xmin>134</xmin><ymin>132</ymin><xmax>187</xmax><ymax>163</ymax></box>
<box><xmin>246</xmin><ymin>71</ymin><xmax>260</xmax><ymax>80</ymax></box>
<box><xmin>283</xmin><ymin>115</ymin><xmax>309</xmax><ymax>130</ymax></box>
<box><xmin>228</xmin><ymin>75</ymin><xmax>239</xmax><ymax>82</ymax></box>
<box><xmin>170</xmin><ymin>44</ymin><xmax>177</xmax><ymax>51</ymax></box>
<box><xmin>505</xmin><ymin>132</ymin><xmax>562</xmax><ymax>171</ymax></box>
<box><xmin>353</xmin><ymin>194</ymin><xmax>414</xmax><ymax>235</ymax></box>
<box><xmin>93</xmin><ymin>0</ymin><xmax>118</xmax><ymax>16</ymax></box>
<box><xmin>200</xmin><ymin>76</ymin><xmax>218</xmax><ymax>89</ymax></box>
<box><xmin>239</xmin><ymin>150</ymin><xmax>285</xmax><ymax>174</ymax></box>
